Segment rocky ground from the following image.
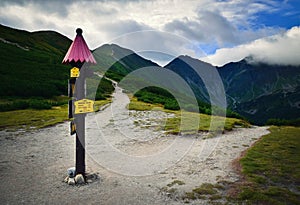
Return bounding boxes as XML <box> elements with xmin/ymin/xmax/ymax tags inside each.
<box><xmin>0</xmin><ymin>86</ymin><xmax>270</xmax><ymax>204</ymax></box>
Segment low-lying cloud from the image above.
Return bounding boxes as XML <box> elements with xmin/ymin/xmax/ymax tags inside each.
<box><xmin>202</xmin><ymin>26</ymin><xmax>300</xmax><ymax>66</ymax></box>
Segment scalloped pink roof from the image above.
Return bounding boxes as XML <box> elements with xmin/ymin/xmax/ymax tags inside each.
<box><xmin>62</xmin><ymin>29</ymin><xmax>96</xmax><ymax>64</ymax></box>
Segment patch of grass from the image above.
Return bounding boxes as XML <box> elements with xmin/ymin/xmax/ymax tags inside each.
<box><xmin>167</xmin><ymin>180</ymin><xmax>185</xmax><ymax>187</ymax></box>
<box><xmin>0</xmin><ymin>105</ymin><xmax>68</xmax><ymax>130</ymax></box>
<box><xmin>160</xmin><ymin>186</ymin><xmax>178</xmax><ymax>198</ymax></box>
<box><xmin>233</xmin><ymin>126</ymin><xmax>300</xmax><ymax>204</ymax></box>
<box><xmin>193</xmin><ymin>183</ymin><xmax>218</xmax><ymax>195</ymax></box>
<box><xmin>128</xmin><ymin>98</ymin><xmax>250</xmax><ymax>133</ymax></box>
<box><xmin>182</xmin><ymin>192</ymin><xmax>197</xmax><ymax>200</ymax></box>
<box><xmin>0</xmin><ymin>99</ymin><xmax>110</xmax><ymax>131</ymax></box>
<box><xmin>209</xmin><ymin>194</ymin><xmax>223</xmax><ymax>200</ymax></box>
<box><xmin>93</xmin><ymin>99</ymin><xmax>111</xmax><ymax>112</ymax></box>
<box><xmin>127</xmin><ymin>97</ymin><xmax>163</xmax><ymax>111</ymax></box>
<box><xmin>181</xmin><ymin>183</ymin><xmax>225</xmax><ymax>202</ymax></box>
<box><xmin>164</xmin><ymin>111</ymin><xmax>249</xmax><ymax>134</ymax></box>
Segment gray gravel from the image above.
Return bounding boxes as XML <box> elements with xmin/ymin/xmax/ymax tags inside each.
<box><xmin>0</xmin><ymin>86</ymin><xmax>270</xmax><ymax>204</ymax></box>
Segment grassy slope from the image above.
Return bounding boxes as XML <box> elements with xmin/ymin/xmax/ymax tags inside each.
<box><xmin>0</xmin><ymin>24</ymin><xmax>71</xmax><ymax>98</ymax></box>
<box><xmin>234</xmin><ymin>126</ymin><xmax>300</xmax><ymax>204</ymax></box>
<box><xmin>0</xmin><ymin>25</ymin><xmax>114</xmax><ymax>128</ymax></box>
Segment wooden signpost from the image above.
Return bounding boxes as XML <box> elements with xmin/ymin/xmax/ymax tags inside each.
<box><xmin>62</xmin><ymin>28</ymin><xmax>97</xmax><ymax>179</ymax></box>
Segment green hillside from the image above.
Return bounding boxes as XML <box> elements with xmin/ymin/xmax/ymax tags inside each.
<box><xmin>0</xmin><ymin>24</ymin><xmax>71</xmax><ymax>98</ymax></box>
<box><xmin>91</xmin><ymin>43</ymin><xmax>158</xmax><ymax>81</ymax></box>
<box><xmin>0</xmin><ymin>24</ymin><xmax>115</xmax><ymax>112</ymax></box>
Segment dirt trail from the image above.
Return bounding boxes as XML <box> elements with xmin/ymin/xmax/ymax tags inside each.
<box><xmin>0</xmin><ymin>86</ymin><xmax>269</xmax><ymax>204</ymax></box>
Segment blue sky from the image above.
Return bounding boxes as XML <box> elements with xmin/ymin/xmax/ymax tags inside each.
<box><xmin>257</xmin><ymin>0</ymin><xmax>299</xmax><ymax>28</ymax></box>
<box><xmin>0</xmin><ymin>0</ymin><xmax>299</xmax><ymax>66</ymax></box>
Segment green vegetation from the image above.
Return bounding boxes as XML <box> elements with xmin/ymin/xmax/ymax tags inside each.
<box><xmin>0</xmin><ymin>99</ymin><xmax>110</xmax><ymax>131</ymax></box>
<box><xmin>133</xmin><ymin>86</ymin><xmax>245</xmax><ymax>119</ymax></box>
<box><xmin>93</xmin><ymin>99</ymin><xmax>111</xmax><ymax>112</ymax></box>
<box><xmin>128</xmin><ymin>98</ymin><xmax>249</xmax><ymax>133</ymax></box>
<box><xmin>134</xmin><ymin>87</ymin><xmax>181</xmax><ymax>111</ymax></box>
<box><xmin>182</xmin><ymin>183</ymin><xmax>225</xmax><ymax>201</ymax></box>
<box><xmin>127</xmin><ymin>97</ymin><xmax>163</xmax><ymax>111</ymax></box>
<box><xmin>90</xmin><ymin>43</ymin><xmax>158</xmax><ymax>82</ymax></box>
<box><xmin>233</xmin><ymin>126</ymin><xmax>300</xmax><ymax>204</ymax></box>
<box><xmin>0</xmin><ymin>24</ymin><xmax>114</xmax><ymax>111</ymax></box>
<box><xmin>86</xmin><ymin>76</ymin><xmax>115</xmax><ymax>100</ymax></box>
<box><xmin>0</xmin><ymin>24</ymin><xmax>71</xmax><ymax>98</ymax></box>
<box><xmin>167</xmin><ymin>180</ymin><xmax>185</xmax><ymax>187</ymax></box>
<box><xmin>0</xmin><ymin>105</ymin><xmax>68</xmax><ymax>130</ymax></box>
<box><xmin>266</xmin><ymin>118</ymin><xmax>300</xmax><ymax>127</ymax></box>
<box><xmin>163</xmin><ymin>112</ymin><xmax>249</xmax><ymax>134</ymax></box>
<box><xmin>193</xmin><ymin>183</ymin><xmax>218</xmax><ymax>195</ymax></box>
<box><xmin>0</xmin><ymin>96</ymin><xmax>69</xmax><ymax>112</ymax></box>
<box><xmin>160</xmin><ymin>180</ymin><xmax>185</xmax><ymax>199</ymax></box>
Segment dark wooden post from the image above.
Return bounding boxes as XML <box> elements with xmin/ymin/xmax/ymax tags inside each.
<box><xmin>72</xmin><ymin>60</ymin><xmax>85</xmax><ymax>176</ymax></box>
<box><xmin>63</xmin><ymin>28</ymin><xmax>96</xmax><ymax>178</ymax></box>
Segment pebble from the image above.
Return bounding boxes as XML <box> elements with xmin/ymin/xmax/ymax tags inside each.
<box><xmin>64</xmin><ymin>176</ymin><xmax>69</xmax><ymax>183</ymax></box>
<box><xmin>68</xmin><ymin>177</ymin><xmax>75</xmax><ymax>185</ymax></box>
<box><xmin>75</xmin><ymin>174</ymin><xmax>85</xmax><ymax>184</ymax></box>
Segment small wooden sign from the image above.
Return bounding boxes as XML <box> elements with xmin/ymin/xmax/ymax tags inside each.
<box><xmin>74</xmin><ymin>99</ymin><xmax>94</xmax><ymax>114</ymax></box>
<box><xmin>70</xmin><ymin>67</ymin><xmax>80</xmax><ymax>78</ymax></box>
<box><xmin>70</xmin><ymin>120</ymin><xmax>76</xmax><ymax>135</ymax></box>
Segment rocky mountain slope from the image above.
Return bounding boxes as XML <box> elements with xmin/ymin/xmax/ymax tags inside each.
<box><xmin>164</xmin><ymin>55</ymin><xmax>300</xmax><ymax>124</ymax></box>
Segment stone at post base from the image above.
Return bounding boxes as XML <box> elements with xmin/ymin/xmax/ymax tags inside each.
<box><xmin>64</xmin><ymin>176</ymin><xmax>69</xmax><ymax>183</ymax></box>
<box><xmin>68</xmin><ymin>177</ymin><xmax>76</xmax><ymax>185</ymax></box>
<box><xmin>67</xmin><ymin>167</ymin><xmax>76</xmax><ymax>178</ymax></box>
<box><xmin>75</xmin><ymin>174</ymin><xmax>85</xmax><ymax>184</ymax></box>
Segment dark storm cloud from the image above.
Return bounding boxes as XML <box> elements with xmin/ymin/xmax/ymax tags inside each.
<box><xmin>0</xmin><ymin>0</ymin><xmax>120</xmax><ymax>20</ymax></box>
<box><xmin>0</xmin><ymin>0</ymin><xmax>71</xmax><ymax>17</ymax></box>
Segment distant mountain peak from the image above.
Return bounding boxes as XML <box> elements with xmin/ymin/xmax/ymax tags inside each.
<box><xmin>165</xmin><ymin>54</ymin><xmax>214</xmax><ymax>70</ymax></box>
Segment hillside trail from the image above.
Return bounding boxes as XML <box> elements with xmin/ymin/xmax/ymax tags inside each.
<box><xmin>0</xmin><ymin>84</ymin><xmax>269</xmax><ymax>205</ymax></box>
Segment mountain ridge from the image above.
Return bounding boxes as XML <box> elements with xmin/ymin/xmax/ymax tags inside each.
<box><xmin>1</xmin><ymin>24</ymin><xmax>299</xmax><ymax>124</ymax></box>
<box><xmin>163</xmin><ymin>54</ymin><xmax>299</xmax><ymax>124</ymax></box>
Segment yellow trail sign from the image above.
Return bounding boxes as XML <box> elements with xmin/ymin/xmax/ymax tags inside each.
<box><xmin>74</xmin><ymin>99</ymin><xmax>94</xmax><ymax>114</ymax></box>
<box><xmin>70</xmin><ymin>67</ymin><xmax>80</xmax><ymax>78</ymax></box>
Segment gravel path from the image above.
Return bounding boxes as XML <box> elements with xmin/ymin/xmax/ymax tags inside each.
<box><xmin>0</xmin><ymin>86</ymin><xmax>270</xmax><ymax>204</ymax></box>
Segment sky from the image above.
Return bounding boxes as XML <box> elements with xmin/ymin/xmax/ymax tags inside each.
<box><xmin>0</xmin><ymin>0</ymin><xmax>299</xmax><ymax>66</ymax></box>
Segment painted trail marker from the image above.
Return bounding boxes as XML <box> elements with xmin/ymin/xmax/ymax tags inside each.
<box><xmin>62</xmin><ymin>28</ymin><xmax>96</xmax><ymax>179</ymax></box>
<box><xmin>70</xmin><ymin>67</ymin><xmax>80</xmax><ymax>78</ymax></box>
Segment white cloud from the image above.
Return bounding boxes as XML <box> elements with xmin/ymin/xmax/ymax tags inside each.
<box><xmin>202</xmin><ymin>26</ymin><xmax>300</xmax><ymax>66</ymax></box>
<box><xmin>0</xmin><ymin>0</ymin><xmax>298</xmax><ymax>66</ymax></box>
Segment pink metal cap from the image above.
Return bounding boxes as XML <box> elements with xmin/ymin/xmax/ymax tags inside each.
<box><xmin>62</xmin><ymin>28</ymin><xmax>96</xmax><ymax>64</ymax></box>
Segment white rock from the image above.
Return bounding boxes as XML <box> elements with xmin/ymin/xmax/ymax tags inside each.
<box><xmin>67</xmin><ymin>167</ymin><xmax>76</xmax><ymax>178</ymax></box>
<box><xmin>64</xmin><ymin>176</ymin><xmax>69</xmax><ymax>183</ymax></box>
<box><xmin>68</xmin><ymin>177</ymin><xmax>75</xmax><ymax>185</ymax></box>
<box><xmin>75</xmin><ymin>174</ymin><xmax>85</xmax><ymax>184</ymax></box>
